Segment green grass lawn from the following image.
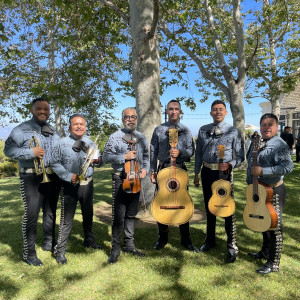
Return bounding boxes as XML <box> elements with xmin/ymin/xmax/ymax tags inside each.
<box><xmin>0</xmin><ymin>159</ymin><xmax>299</xmax><ymax>300</ymax></box>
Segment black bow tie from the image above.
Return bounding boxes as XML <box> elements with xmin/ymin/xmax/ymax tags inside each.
<box><xmin>72</xmin><ymin>140</ymin><xmax>89</xmax><ymax>152</ymax></box>
<box><xmin>209</xmin><ymin>125</ymin><xmax>223</xmax><ymax>136</ymax></box>
<box><xmin>41</xmin><ymin>124</ymin><xmax>54</xmax><ymax>137</ymax></box>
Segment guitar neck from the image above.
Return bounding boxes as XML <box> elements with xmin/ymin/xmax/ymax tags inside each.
<box><xmin>252</xmin><ymin>147</ymin><xmax>259</xmax><ymax>194</ymax></box>
<box><xmin>219</xmin><ymin>158</ymin><xmax>224</xmax><ymax>179</ymax></box>
<box><xmin>170</xmin><ymin>148</ymin><xmax>176</xmax><ymax>167</ymax></box>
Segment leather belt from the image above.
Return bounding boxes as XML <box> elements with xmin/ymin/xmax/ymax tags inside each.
<box><xmin>79</xmin><ymin>176</ymin><xmax>93</xmax><ymax>185</ymax></box>
<box><xmin>158</xmin><ymin>160</ymin><xmax>185</xmax><ymax>168</ymax></box>
<box><xmin>20</xmin><ymin>167</ymin><xmax>54</xmax><ymax>174</ymax></box>
<box><xmin>263</xmin><ymin>180</ymin><xmax>283</xmax><ymax>188</ymax></box>
<box><xmin>113</xmin><ymin>171</ymin><xmax>123</xmax><ymax>177</ymax></box>
<box><xmin>203</xmin><ymin>162</ymin><xmax>219</xmax><ymax>171</ymax></box>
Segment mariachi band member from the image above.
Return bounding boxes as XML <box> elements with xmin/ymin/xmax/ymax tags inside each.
<box><xmin>51</xmin><ymin>114</ymin><xmax>103</xmax><ymax>264</ymax></box>
<box><xmin>194</xmin><ymin>100</ymin><xmax>244</xmax><ymax>263</ymax></box>
<box><xmin>4</xmin><ymin>97</ymin><xmax>60</xmax><ymax>266</ymax></box>
<box><xmin>150</xmin><ymin>100</ymin><xmax>199</xmax><ymax>252</ymax></box>
<box><xmin>103</xmin><ymin>107</ymin><xmax>149</xmax><ymax>264</ymax></box>
<box><xmin>246</xmin><ymin>113</ymin><xmax>293</xmax><ymax>274</ymax></box>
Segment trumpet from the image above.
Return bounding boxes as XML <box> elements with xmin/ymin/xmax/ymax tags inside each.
<box><xmin>78</xmin><ymin>134</ymin><xmax>100</xmax><ymax>182</ymax></box>
<box><xmin>30</xmin><ymin>131</ymin><xmax>51</xmax><ymax>183</ymax></box>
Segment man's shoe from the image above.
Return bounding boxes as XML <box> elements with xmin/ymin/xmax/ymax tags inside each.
<box><xmin>83</xmin><ymin>242</ymin><xmax>103</xmax><ymax>250</ymax></box>
<box><xmin>108</xmin><ymin>253</ymin><xmax>119</xmax><ymax>264</ymax></box>
<box><xmin>23</xmin><ymin>256</ymin><xmax>43</xmax><ymax>266</ymax></box>
<box><xmin>248</xmin><ymin>251</ymin><xmax>268</xmax><ymax>259</ymax></box>
<box><xmin>56</xmin><ymin>254</ymin><xmax>67</xmax><ymax>265</ymax></box>
<box><xmin>226</xmin><ymin>253</ymin><xmax>236</xmax><ymax>263</ymax></box>
<box><xmin>153</xmin><ymin>241</ymin><xmax>166</xmax><ymax>250</ymax></box>
<box><xmin>256</xmin><ymin>264</ymin><xmax>274</xmax><ymax>275</ymax></box>
<box><xmin>199</xmin><ymin>244</ymin><xmax>214</xmax><ymax>252</ymax></box>
<box><xmin>183</xmin><ymin>244</ymin><xmax>199</xmax><ymax>253</ymax></box>
<box><xmin>123</xmin><ymin>248</ymin><xmax>145</xmax><ymax>257</ymax></box>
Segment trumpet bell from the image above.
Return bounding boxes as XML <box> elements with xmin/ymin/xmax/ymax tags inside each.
<box><xmin>41</xmin><ymin>173</ymin><xmax>51</xmax><ymax>183</ymax></box>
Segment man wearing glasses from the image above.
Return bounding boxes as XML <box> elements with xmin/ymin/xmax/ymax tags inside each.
<box><xmin>103</xmin><ymin>107</ymin><xmax>149</xmax><ymax>264</ymax></box>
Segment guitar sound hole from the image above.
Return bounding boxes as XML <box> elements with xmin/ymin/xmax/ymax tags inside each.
<box><xmin>217</xmin><ymin>187</ymin><xmax>226</xmax><ymax>197</ymax></box>
<box><xmin>166</xmin><ymin>178</ymin><xmax>180</xmax><ymax>192</ymax></box>
<box><xmin>253</xmin><ymin>194</ymin><xmax>259</xmax><ymax>202</ymax></box>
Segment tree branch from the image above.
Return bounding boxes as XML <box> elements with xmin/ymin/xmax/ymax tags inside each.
<box><xmin>99</xmin><ymin>0</ymin><xmax>130</xmax><ymax>25</ymax></box>
<box><xmin>232</xmin><ymin>0</ymin><xmax>246</xmax><ymax>84</ymax></box>
<box><xmin>148</xmin><ymin>0</ymin><xmax>159</xmax><ymax>38</ymax></box>
<box><xmin>160</xmin><ymin>20</ymin><xmax>230</xmax><ymax>99</ymax></box>
<box><xmin>273</xmin><ymin>0</ymin><xmax>290</xmax><ymax>45</ymax></box>
<box><xmin>204</xmin><ymin>0</ymin><xmax>235</xmax><ymax>87</ymax></box>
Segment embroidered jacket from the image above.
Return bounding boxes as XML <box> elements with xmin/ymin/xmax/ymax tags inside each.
<box><xmin>150</xmin><ymin>121</ymin><xmax>194</xmax><ymax>173</ymax></box>
<box><xmin>4</xmin><ymin>118</ymin><xmax>59</xmax><ymax>168</ymax></box>
<box><xmin>194</xmin><ymin>121</ymin><xmax>244</xmax><ymax>174</ymax></box>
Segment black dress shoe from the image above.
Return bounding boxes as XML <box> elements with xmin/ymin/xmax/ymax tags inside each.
<box><xmin>23</xmin><ymin>256</ymin><xmax>43</xmax><ymax>266</ymax></box>
<box><xmin>153</xmin><ymin>241</ymin><xmax>166</xmax><ymax>250</ymax></box>
<box><xmin>83</xmin><ymin>242</ymin><xmax>103</xmax><ymax>250</ymax></box>
<box><xmin>108</xmin><ymin>253</ymin><xmax>119</xmax><ymax>264</ymax></box>
<box><xmin>56</xmin><ymin>254</ymin><xmax>67</xmax><ymax>265</ymax></box>
<box><xmin>199</xmin><ymin>244</ymin><xmax>215</xmax><ymax>252</ymax></box>
<box><xmin>183</xmin><ymin>244</ymin><xmax>200</xmax><ymax>253</ymax></box>
<box><xmin>248</xmin><ymin>251</ymin><xmax>268</xmax><ymax>259</ymax></box>
<box><xmin>256</xmin><ymin>264</ymin><xmax>274</xmax><ymax>275</ymax></box>
<box><xmin>123</xmin><ymin>248</ymin><xmax>145</xmax><ymax>257</ymax></box>
<box><xmin>226</xmin><ymin>253</ymin><xmax>236</xmax><ymax>263</ymax></box>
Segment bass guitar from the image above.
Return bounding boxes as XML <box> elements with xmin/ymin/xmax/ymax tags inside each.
<box><xmin>122</xmin><ymin>138</ymin><xmax>141</xmax><ymax>194</ymax></box>
<box><xmin>243</xmin><ymin>139</ymin><xmax>278</xmax><ymax>232</ymax></box>
<box><xmin>151</xmin><ymin>128</ymin><xmax>194</xmax><ymax>225</ymax></box>
<box><xmin>208</xmin><ymin>145</ymin><xmax>235</xmax><ymax>217</ymax></box>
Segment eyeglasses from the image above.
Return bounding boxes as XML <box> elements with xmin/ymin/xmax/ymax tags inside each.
<box><xmin>123</xmin><ymin>115</ymin><xmax>137</xmax><ymax>120</ymax></box>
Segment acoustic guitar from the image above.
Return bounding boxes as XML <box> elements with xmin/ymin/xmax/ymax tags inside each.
<box><xmin>151</xmin><ymin>128</ymin><xmax>194</xmax><ymax>226</ymax></box>
<box><xmin>208</xmin><ymin>145</ymin><xmax>235</xmax><ymax>217</ymax></box>
<box><xmin>243</xmin><ymin>139</ymin><xmax>278</xmax><ymax>232</ymax></box>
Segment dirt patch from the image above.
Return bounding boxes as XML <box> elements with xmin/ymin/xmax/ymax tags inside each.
<box><xmin>94</xmin><ymin>203</ymin><xmax>206</xmax><ymax>228</ymax></box>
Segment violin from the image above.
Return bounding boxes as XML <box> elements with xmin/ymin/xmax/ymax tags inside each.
<box><xmin>122</xmin><ymin>139</ymin><xmax>141</xmax><ymax>194</ymax></box>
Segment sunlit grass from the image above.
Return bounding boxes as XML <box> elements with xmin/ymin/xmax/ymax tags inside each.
<box><xmin>0</xmin><ymin>159</ymin><xmax>299</xmax><ymax>300</ymax></box>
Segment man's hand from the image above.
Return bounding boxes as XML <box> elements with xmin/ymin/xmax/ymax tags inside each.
<box><xmin>194</xmin><ymin>174</ymin><xmax>200</xmax><ymax>188</ymax></box>
<box><xmin>251</xmin><ymin>166</ymin><xmax>262</xmax><ymax>176</ymax></box>
<box><xmin>71</xmin><ymin>174</ymin><xmax>79</xmax><ymax>184</ymax></box>
<box><xmin>139</xmin><ymin>169</ymin><xmax>147</xmax><ymax>179</ymax></box>
<box><xmin>170</xmin><ymin>149</ymin><xmax>181</xmax><ymax>158</ymax></box>
<box><xmin>151</xmin><ymin>172</ymin><xmax>157</xmax><ymax>184</ymax></box>
<box><xmin>33</xmin><ymin>147</ymin><xmax>45</xmax><ymax>159</ymax></box>
<box><xmin>124</xmin><ymin>151</ymin><xmax>136</xmax><ymax>160</ymax></box>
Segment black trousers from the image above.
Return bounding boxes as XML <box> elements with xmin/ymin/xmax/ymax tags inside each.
<box><xmin>296</xmin><ymin>145</ymin><xmax>300</xmax><ymax>162</ymax></box>
<box><xmin>55</xmin><ymin>180</ymin><xmax>95</xmax><ymax>255</ymax></box>
<box><xmin>201</xmin><ymin>166</ymin><xmax>238</xmax><ymax>255</ymax></box>
<box><xmin>260</xmin><ymin>183</ymin><xmax>285</xmax><ymax>271</ymax></box>
<box><xmin>156</xmin><ymin>162</ymin><xmax>192</xmax><ymax>246</ymax></box>
<box><xmin>111</xmin><ymin>174</ymin><xmax>140</xmax><ymax>254</ymax></box>
<box><xmin>19</xmin><ymin>172</ymin><xmax>59</xmax><ymax>259</ymax></box>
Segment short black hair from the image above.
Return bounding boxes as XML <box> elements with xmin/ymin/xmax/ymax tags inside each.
<box><xmin>69</xmin><ymin>113</ymin><xmax>86</xmax><ymax>124</ymax></box>
<box><xmin>167</xmin><ymin>100</ymin><xmax>181</xmax><ymax>108</ymax></box>
<box><xmin>260</xmin><ymin>113</ymin><xmax>279</xmax><ymax>125</ymax></box>
<box><xmin>32</xmin><ymin>97</ymin><xmax>49</xmax><ymax>106</ymax></box>
<box><xmin>211</xmin><ymin>100</ymin><xmax>226</xmax><ymax>110</ymax></box>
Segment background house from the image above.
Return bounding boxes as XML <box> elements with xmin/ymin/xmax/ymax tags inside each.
<box><xmin>259</xmin><ymin>81</ymin><xmax>300</xmax><ymax>137</ymax></box>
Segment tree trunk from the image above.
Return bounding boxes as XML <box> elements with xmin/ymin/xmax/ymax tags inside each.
<box><xmin>130</xmin><ymin>0</ymin><xmax>161</xmax><ymax>205</ymax></box>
